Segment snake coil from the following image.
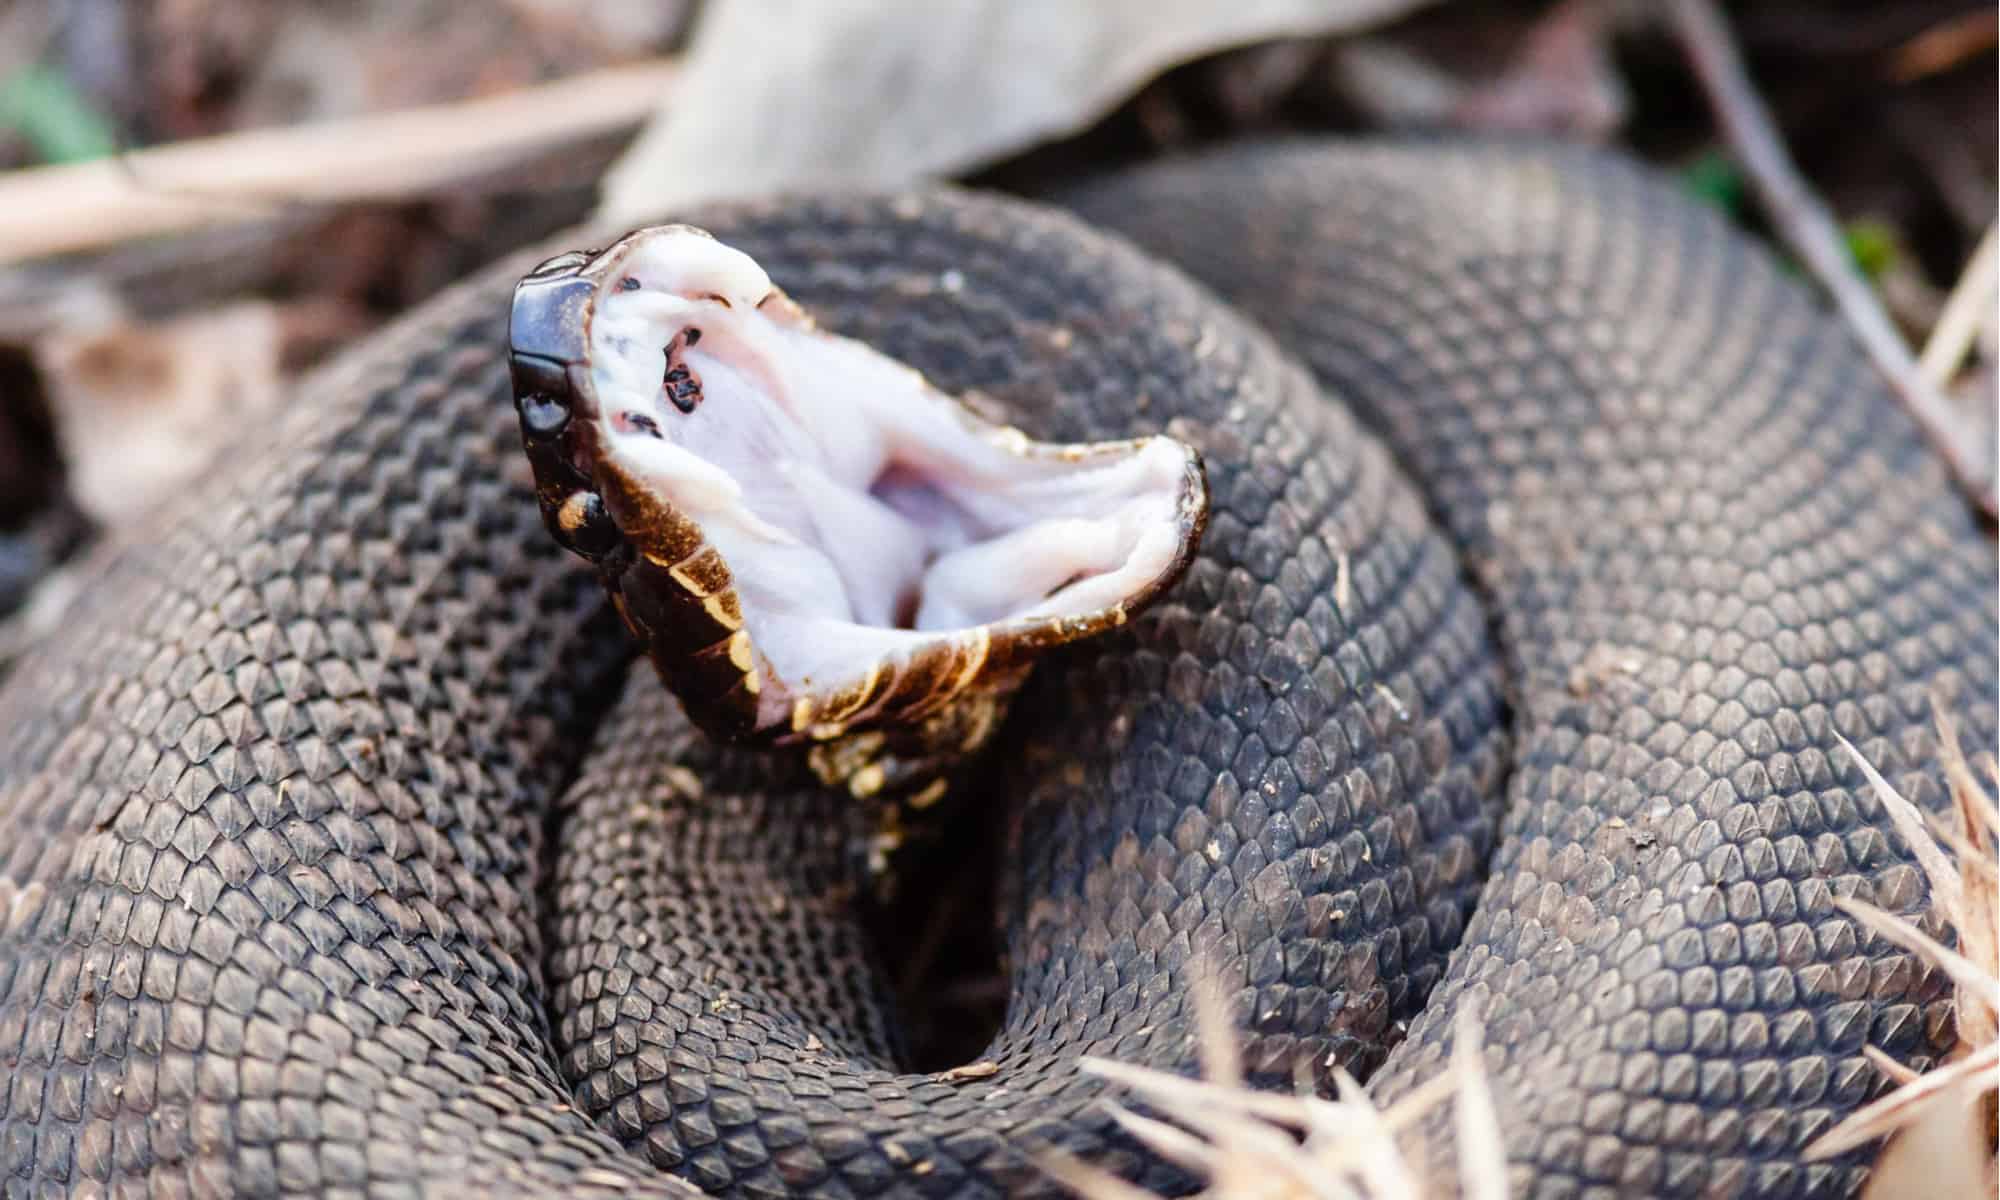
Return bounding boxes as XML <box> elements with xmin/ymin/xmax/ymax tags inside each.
<box><xmin>0</xmin><ymin>140</ymin><xmax>1993</xmax><ymax>1199</ymax></box>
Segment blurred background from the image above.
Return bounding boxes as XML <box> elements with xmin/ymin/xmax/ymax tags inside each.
<box><xmin>0</xmin><ymin>0</ymin><xmax>1991</xmax><ymax>647</ymax></box>
<box><xmin>0</xmin><ymin>0</ymin><xmax>1991</xmax><ymax>1079</ymax></box>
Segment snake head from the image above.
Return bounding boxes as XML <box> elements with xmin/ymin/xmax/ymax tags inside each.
<box><xmin>508</xmin><ymin>224</ymin><xmax>1208</xmax><ymax>795</ymax></box>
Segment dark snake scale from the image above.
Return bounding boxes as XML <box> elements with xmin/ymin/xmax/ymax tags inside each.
<box><xmin>1</xmin><ymin>141</ymin><xmax>1993</xmax><ymax>1199</ymax></box>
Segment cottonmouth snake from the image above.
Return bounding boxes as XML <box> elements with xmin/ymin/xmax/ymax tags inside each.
<box><xmin>0</xmin><ymin>141</ymin><xmax>1993</xmax><ymax>1198</ymax></box>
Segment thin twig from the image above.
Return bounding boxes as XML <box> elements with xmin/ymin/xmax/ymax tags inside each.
<box><xmin>1665</xmin><ymin>0</ymin><xmax>1997</xmax><ymax>517</ymax></box>
<box><xmin>0</xmin><ymin>60</ymin><xmax>681</xmax><ymax>263</ymax></box>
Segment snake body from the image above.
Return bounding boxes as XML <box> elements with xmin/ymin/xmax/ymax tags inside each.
<box><xmin>0</xmin><ymin>141</ymin><xmax>1993</xmax><ymax>1199</ymax></box>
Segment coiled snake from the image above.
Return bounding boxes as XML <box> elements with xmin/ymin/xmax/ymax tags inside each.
<box><xmin>1</xmin><ymin>140</ymin><xmax>1993</xmax><ymax>1198</ymax></box>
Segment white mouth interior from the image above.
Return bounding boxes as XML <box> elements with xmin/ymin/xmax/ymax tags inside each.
<box><xmin>586</xmin><ymin>228</ymin><xmax>1193</xmax><ymax>696</ymax></box>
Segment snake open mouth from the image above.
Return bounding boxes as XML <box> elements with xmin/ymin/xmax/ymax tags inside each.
<box><xmin>510</xmin><ymin>225</ymin><xmax>1208</xmax><ymax>759</ymax></box>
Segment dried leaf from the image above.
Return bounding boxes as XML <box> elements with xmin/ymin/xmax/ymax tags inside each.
<box><xmin>35</xmin><ymin>302</ymin><xmax>287</xmax><ymax>526</ymax></box>
<box><xmin>598</xmin><ymin>0</ymin><xmax>1432</xmax><ymax>221</ymax></box>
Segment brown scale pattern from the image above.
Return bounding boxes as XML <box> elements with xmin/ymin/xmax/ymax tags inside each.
<box><xmin>1062</xmin><ymin>141</ymin><xmax>1997</xmax><ymax>1198</ymax></box>
<box><xmin>0</xmin><ymin>279</ymin><xmax>688</xmax><ymax>1198</ymax></box>
<box><xmin>0</xmin><ymin>179</ymin><xmax>1503</xmax><ymax>1197</ymax></box>
<box><xmin>0</xmin><ymin>140</ymin><xmax>1990</xmax><ymax>1200</ymax></box>
<box><xmin>546</xmin><ymin>194</ymin><xmax>1505</xmax><ymax>1197</ymax></box>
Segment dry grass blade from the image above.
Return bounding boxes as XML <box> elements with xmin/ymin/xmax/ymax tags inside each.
<box><xmin>1934</xmin><ymin>702</ymin><xmax>2000</xmax><ymax>850</ymax></box>
<box><xmin>1861</xmin><ymin>1044</ymin><xmax>1921</xmax><ymax>1088</ymax></box>
<box><xmin>1191</xmin><ymin>973</ymin><xmax>1244</xmax><ymax>1086</ymax></box>
<box><xmin>1078</xmin><ymin>1055</ymin><xmax>1317</xmax><ymax>1129</ymax></box>
<box><xmin>1834</xmin><ymin>729</ymin><xmax>1962</xmax><ymax>921</ymax></box>
<box><xmin>1053</xmin><ymin>983</ymin><xmax>1508</xmax><ymax>1200</ymax></box>
<box><xmin>1917</xmin><ymin>224</ymin><xmax>1997</xmax><ymax>391</ymax></box>
<box><xmin>1451</xmin><ymin>1001</ymin><xmax>1506</xmax><ymax>1200</ymax></box>
<box><xmin>1933</xmin><ymin>713</ymin><xmax>2000</xmax><ymax>1054</ymax></box>
<box><xmin>1298</xmin><ymin>1087</ymin><xmax>1419</xmax><ymax>1200</ymax></box>
<box><xmin>1803</xmin><ymin>711</ymin><xmax>1998</xmax><ymax>1197</ymax></box>
<box><xmin>1833</xmin><ymin>896</ymin><xmax>1997</xmax><ymax>1029</ymax></box>
<box><xmin>1102</xmin><ymin>1105</ymin><xmax>1228</xmax><ymax>1177</ymax></box>
<box><xmin>1040</xmin><ymin>1148</ymin><xmax>1170</xmax><ymax>1200</ymax></box>
<box><xmin>1805</xmin><ymin>1039</ymin><xmax>2000</xmax><ymax>1160</ymax></box>
<box><xmin>1372</xmin><ymin>1064</ymin><xmax>1463</xmax><ymax>1134</ymax></box>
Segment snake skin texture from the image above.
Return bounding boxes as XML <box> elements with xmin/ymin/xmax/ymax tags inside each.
<box><xmin>1061</xmin><ymin>142</ymin><xmax>1998</xmax><ymax>1196</ymax></box>
<box><xmin>0</xmin><ymin>140</ymin><xmax>1993</xmax><ymax>1200</ymax></box>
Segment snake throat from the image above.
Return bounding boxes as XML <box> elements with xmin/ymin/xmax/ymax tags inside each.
<box><xmin>509</xmin><ymin>224</ymin><xmax>1210</xmax><ymax>765</ymax></box>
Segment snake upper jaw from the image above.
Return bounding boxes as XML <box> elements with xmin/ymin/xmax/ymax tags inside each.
<box><xmin>507</xmin><ymin>224</ymin><xmax>1210</xmax><ymax>782</ymax></box>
